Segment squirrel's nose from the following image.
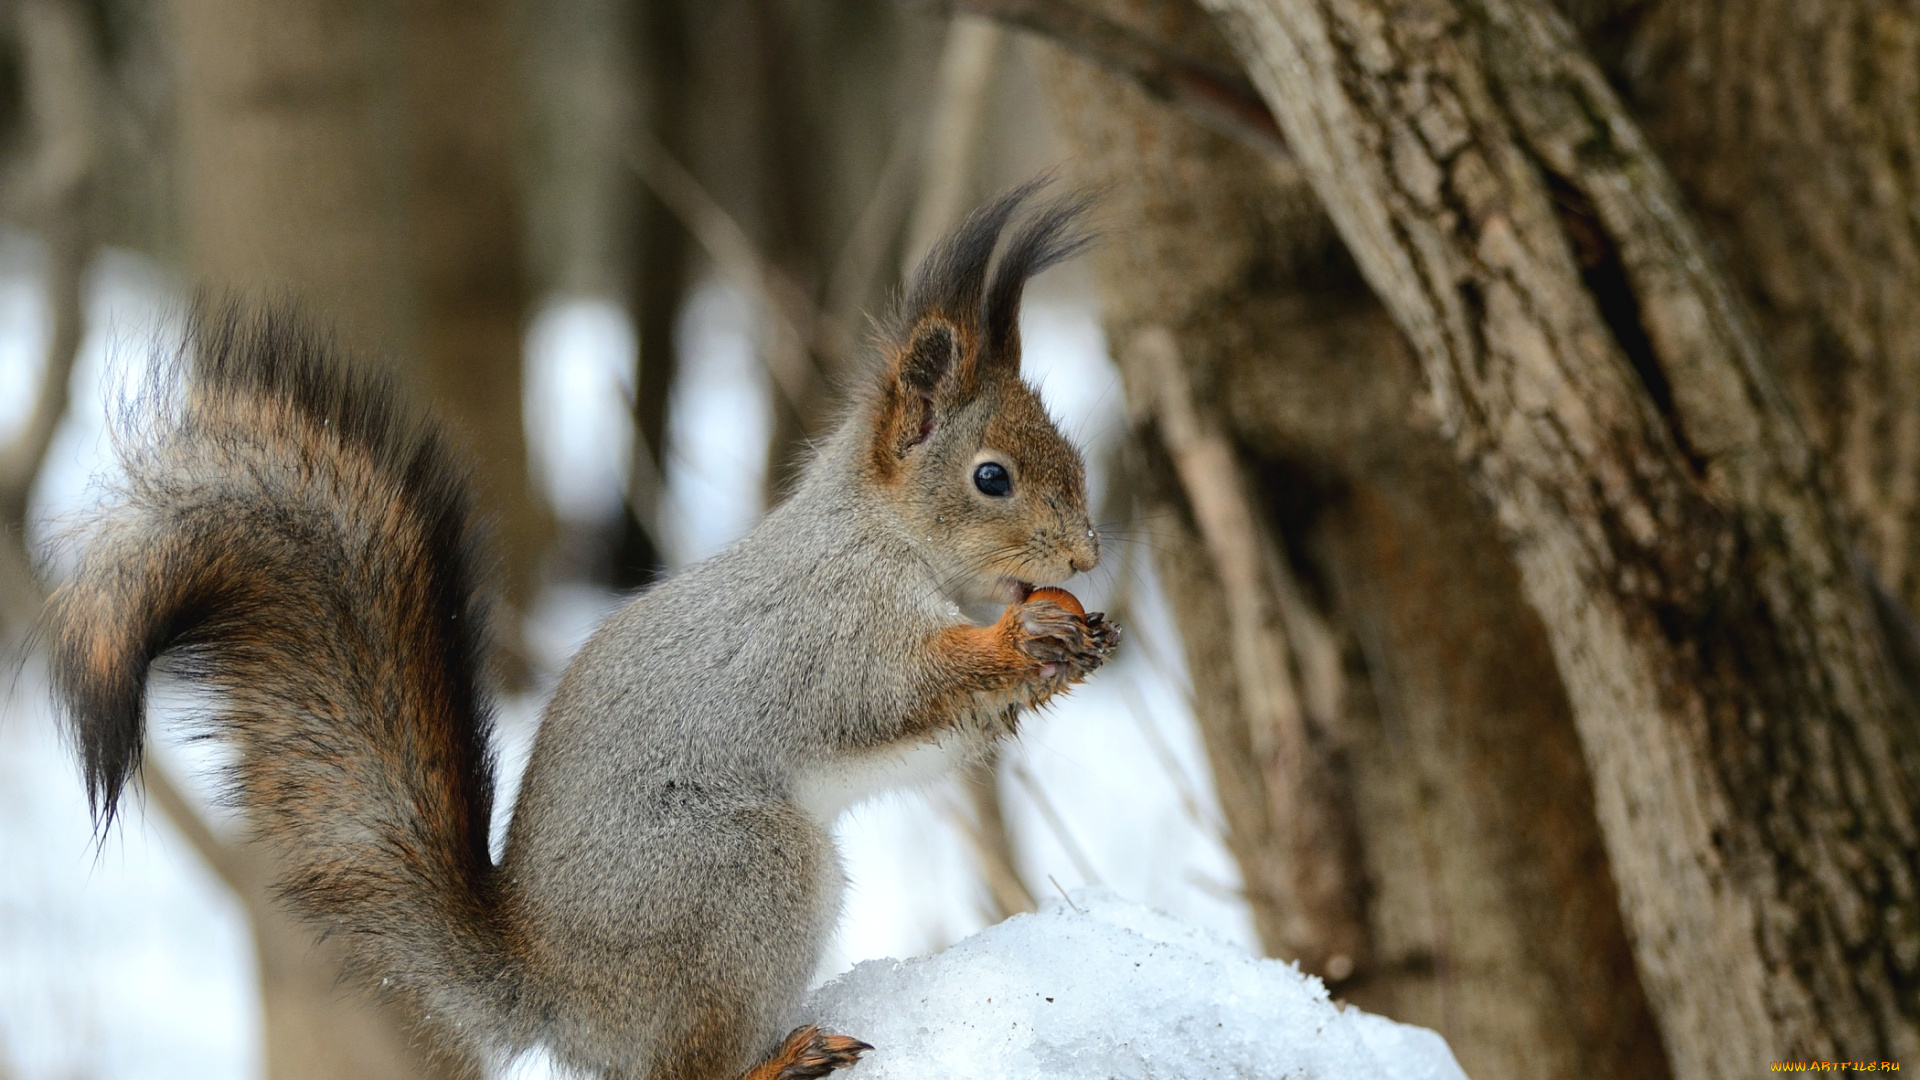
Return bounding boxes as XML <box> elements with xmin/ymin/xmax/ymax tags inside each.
<box><xmin>1067</xmin><ymin>529</ymin><xmax>1100</xmax><ymax>575</ymax></box>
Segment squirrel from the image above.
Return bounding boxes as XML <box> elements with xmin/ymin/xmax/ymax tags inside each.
<box><xmin>44</xmin><ymin>182</ymin><xmax>1120</xmax><ymax>1080</ymax></box>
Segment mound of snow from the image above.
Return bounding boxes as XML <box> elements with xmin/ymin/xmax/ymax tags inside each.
<box><xmin>806</xmin><ymin>889</ymin><xmax>1468</xmax><ymax>1080</ymax></box>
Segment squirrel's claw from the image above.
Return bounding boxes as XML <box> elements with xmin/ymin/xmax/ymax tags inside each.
<box><xmin>1084</xmin><ymin>611</ymin><xmax>1122</xmax><ymax>657</ymax></box>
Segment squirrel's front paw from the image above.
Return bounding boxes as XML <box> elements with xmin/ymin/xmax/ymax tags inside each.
<box><xmin>1014</xmin><ymin>595</ymin><xmax>1121</xmax><ymax>692</ymax></box>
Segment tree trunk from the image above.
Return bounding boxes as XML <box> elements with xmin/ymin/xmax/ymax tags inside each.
<box><xmin>662</xmin><ymin>0</ymin><xmax>934</xmax><ymax>498</ymax></box>
<box><xmin>1035</xmin><ymin>7</ymin><xmax>1668</xmax><ymax>1073</ymax></box>
<box><xmin>393</xmin><ymin>0</ymin><xmax>545</xmax><ymax>625</ymax></box>
<box><xmin>1132</xmin><ymin>324</ymin><xmax>1373</xmax><ymax>980</ymax></box>
<box><xmin>613</xmin><ymin>0</ymin><xmax>693</xmax><ymax>589</ymax></box>
<box><xmin>172</xmin><ymin>0</ymin><xmax>408</xmax><ymax>351</ymax></box>
<box><xmin>1199</xmin><ymin>0</ymin><xmax>1920</xmax><ymax>1067</ymax></box>
<box><xmin>909</xmin><ymin>14</ymin><xmax>1042</xmax><ymax>925</ymax></box>
<box><xmin>1595</xmin><ymin>1</ymin><xmax>1920</xmax><ymax>624</ymax></box>
<box><xmin>173</xmin><ymin>0</ymin><xmax>544</xmax><ymax>622</ymax></box>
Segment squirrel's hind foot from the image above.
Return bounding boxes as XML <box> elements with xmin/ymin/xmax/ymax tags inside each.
<box><xmin>740</xmin><ymin>1025</ymin><xmax>872</xmax><ymax>1080</ymax></box>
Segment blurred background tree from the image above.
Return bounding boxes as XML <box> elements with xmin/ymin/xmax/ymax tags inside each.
<box><xmin>0</xmin><ymin>0</ymin><xmax>1915</xmax><ymax>1078</ymax></box>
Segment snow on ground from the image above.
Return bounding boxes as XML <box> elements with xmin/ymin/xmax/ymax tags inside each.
<box><xmin>809</xmin><ymin>889</ymin><xmax>1469</xmax><ymax>1080</ymax></box>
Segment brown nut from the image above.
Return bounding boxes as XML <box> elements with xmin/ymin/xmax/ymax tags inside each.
<box><xmin>1026</xmin><ymin>586</ymin><xmax>1086</xmax><ymax>619</ymax></box>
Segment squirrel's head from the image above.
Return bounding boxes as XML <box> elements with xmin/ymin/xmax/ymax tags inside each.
<box><xmin>865</xmin><ymin>183</ymin><xmax>1099</xmax><ymax>605</ymax></box>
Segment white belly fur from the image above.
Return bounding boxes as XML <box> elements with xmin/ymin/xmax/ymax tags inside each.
<box><xmin>794</xmin><ymin>737</ymin><xmax>969</xmax><ymax>824</ymax></box>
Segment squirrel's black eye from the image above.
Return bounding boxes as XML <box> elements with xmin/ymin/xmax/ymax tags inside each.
<box><xmin>973</xmin><ymin>461</ymin><xmax>1012</xmax><ymax>497</ymax></box>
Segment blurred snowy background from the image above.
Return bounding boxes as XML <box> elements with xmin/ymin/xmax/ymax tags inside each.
<box><xmin>0</xmin><ymin>228</ymin><xmax>1255</xmax><ymax>1078</ymax></box>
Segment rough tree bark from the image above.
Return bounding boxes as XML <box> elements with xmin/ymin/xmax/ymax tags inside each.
<box><xmin>1035</xmin><ymin>5</ymin><xmax>1667</xmax><ymax>1074</ymax></box>
<box><xmin>1596</xmin><ymin>1</ymin><xmax>1920</xmax><ymax>625</ymax></box>
<box><xmin>1198</xmin><ymin>0</ymin><xmax>1920</xmax><ymax>1068</ymax></box>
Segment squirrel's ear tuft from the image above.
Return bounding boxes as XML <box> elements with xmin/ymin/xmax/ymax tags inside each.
<box><xmin>897</xmin><ymin>182</ymin><xmax>1039</xmax><ymax>346</ymax></box>
<box><xmin>890</xmin><ymin>179</ymin><xmax>1095</xmax><ymax>386</ymax></box>
<box><xmin>980</xmin><ymin>192</ymin><xmax>1094</xmax><ymax>374</ymax></box>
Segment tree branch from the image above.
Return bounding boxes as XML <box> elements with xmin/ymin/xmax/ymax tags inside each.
<box><xmin>0</xmin><ymin>0</ymin><xmax>96</xmax><ymax>636</ymax></box>
<box><xmin>902</xmin><ymin>16</ymin><xmax>1005</xmax><ymax>275</ymax></box>
<box><xmin>947</xmin><ymin>0</ymin><xmax>1290</xmax><ymax>161</ymax></box>
<box><xmin>1132</xmin><ymin>325</ymin><xmax>1367</xmax><ymax>982</ymax></box>
<box><xmin>625</xmin><ymin>134</ymin><xmax>848</xmax><ymax>426</ymax></box>
<box><xmin>954</xmin><ymin>752</ymin><xmax>1038</xmax><ymax>920</ymax></box>
<box><xmin>900</xmin><ymin>14</ymin><xmax>1044</xmax><ymax>926</ymax></box>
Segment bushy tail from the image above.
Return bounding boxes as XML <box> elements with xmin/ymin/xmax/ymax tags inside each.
<box><xmin>44</xmin><ymin>303</ymin><xmax>526</xmax><ymax>1044</ymax></box>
